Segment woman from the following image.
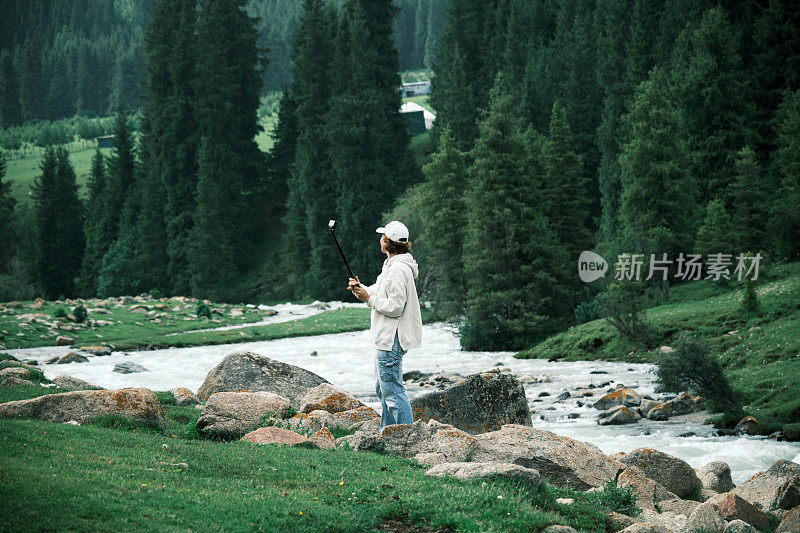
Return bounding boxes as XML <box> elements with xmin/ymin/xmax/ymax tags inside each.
<box><xmin>347</xmin><ymin>220</ymin><xmax>422</xmax><ymax>432</ymax></box>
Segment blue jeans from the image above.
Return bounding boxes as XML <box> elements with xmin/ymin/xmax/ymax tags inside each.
<box><xmin>374</xmin><ymin>330</ymin><xmax>414</xmax><ymax>430</ymax></box>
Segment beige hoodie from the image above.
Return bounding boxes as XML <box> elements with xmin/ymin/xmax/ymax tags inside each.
<box><xmin>365</xmin><ymin>252</ymin><xmax>422</xmax><ymax>351</ymax></box>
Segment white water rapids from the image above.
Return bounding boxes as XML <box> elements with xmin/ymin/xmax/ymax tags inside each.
<box><xmin>7</xmin><ymin>307</ymin><xmax>798</xmax><ymax>485</ymax></box>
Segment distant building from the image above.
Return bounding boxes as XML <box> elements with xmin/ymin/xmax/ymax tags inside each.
<box><xmin>400</xmin><ymin>81</ymin><xmax>431</xmax><ymax>97</ymax></box>
<box><xmin>97</xmin><ymin>135</ymin><xmax>115</xmax><ymax>148</ymax></box>
<box><xmin>399</xmin><ymin>102</ymin><xmax>436</xmax><ymax>135</ymax></box>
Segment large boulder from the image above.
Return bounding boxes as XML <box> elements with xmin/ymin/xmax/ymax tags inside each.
<box><xmin>469</xmin><ymin>424</ymin><xmax>623</xmax><ymax>490</ymax></box>
<box><xmin>331</xmin><ymin>405</ymin><xmax>380</xmax><ymax>430</ymax></box>
<box><xmin>196</xmin><ymin>391</ymin><xmax>292</xmax><ymax>439</ymax></box>
<box><xmin>113</xmin><ymin>362</ymin><xmax>148</xmax><ymax>374</ymax></box>
<box><xmin>593</xmin><ymin>388</ymin><xmax>642</xmax><ymax>410</ymax></box>
<box><xmin>196</xmin><ymin>351</ymin><xmax>329</xmax><ymax>409</ymax></box>
<box><xmin>52</xmin><ymin>375</ymin><xmax>100</xmax><ymax>391</ymax></box>
<box><xmin>724</xmin><ymin>520</ymin><xmax>757</xmax><ymax>533</ymax></box>
<box><xmin>684</xmin><ymin>501</ymin><xmax>726</xmax><ymax>533</ymax></box>
<box><xmin>730</xmin><ymin>459</ymin><xmax>800</xmax><ymax>511</ymax></box>
<box><xmin>616</xmin><ymin>448</ymin><xmax>702</xmax><ymax>499</ymax></box>
<box><xmin>425</xmin><ymin>462</ymin><xmax>541</xmax><ymax>488</ymax></box>
<box><xmin>0</xmin><ymin>388</ymin><xmax>164</xmax><ymax>429</ymax></box>
<box><xmin>615</xmin><ymin>466</ymin><xmax>678</xmax><ymax>511</ymax></box>
<box><xmin>597</xmin><ymin>405</ymin><xmax>641</xmax><ymax>425</ymax></box>
<box><xmin>698</xmin><ymin>461</ymin><xmax>736</xmax><ymax>493</ymax></box>
<box><xmin>619</xmin><ymin>524</ymin><xmax>671</xmax><ymax>533</ymax></box>
<box><xmin>409</xmin><ymin>371</ymin><xmax>532</xmax><ymax>434</ymax></box>
<box><xmin>337</xmin><ymin>419</ymin><xmax>477</xmax><ymax>466</ymax></box>
<box><xmin>1</xmin><ymin>377</ymin><xmax>35</xmax><ymax>387</ymax></box>
<box><xmin>775</xmin><ymin>506</ymin><xmax>800</xmax><ymax>533</ymax></box>
<box><xmin>716</xmin><ymin>493</ymin><xmax>770</xmax><ymax>531</ymax></box>
<box><xmin>170</xmin><ymin>387</ymin><xmax>199</xmax><ymax>406</ymax></box>
<box><xmin>299</xmin><ymin>383</ymin><xmax>362</xmax><ymax>414</ymax></box>
<box><xmin>241</xmin><ymin>426</ymin><xmax>314</xmax><ymax>447</ymax></box>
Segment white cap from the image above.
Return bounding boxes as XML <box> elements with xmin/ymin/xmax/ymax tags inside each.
<box><xmin>376</xmin><ymin>220</ymin><xmax>409</xmax><ymax>243</ymax></box>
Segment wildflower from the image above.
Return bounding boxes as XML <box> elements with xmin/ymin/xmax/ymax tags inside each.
<box><xmin>497</xmin><ymin>495</ymin><xmax>503</xmax><ymax>500</ymax></box>
<box><xmin>313</xmin><ymin>497</ymin><xmax>318</xmax><ymax>500</ymax></box>
<box><xmin>339</xmin><ymin>481</ymin><xmax>344</xmax><ymax>486</ymax></box>
<box><xmin>298</xmin><ymin>511</ymin><xmax>303</xmax><ymax>516</ymax></box>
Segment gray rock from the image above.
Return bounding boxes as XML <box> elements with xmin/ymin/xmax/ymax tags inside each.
<box><xmin>734</xmin><ymin>416</ymin><xmax>760</xmax><ymax>435</ymax></box>
<box><xmin>170</xmin><ymin>387</ymin><xmax>199</xmax><ymax>406</ymax></box>
<box><xmin>731</xmin><ymin>459</ymin><xmax>800</xmax><ymax>511</ymax></box>
<box><xmin>542</xmin><ymin>526</ymin><xmax>578</xmax><ymax>533</ymax></box>
<box><xmin>775</xmin><ymin>506</ymin><xmax>800</xmax><ymax>533</ymax></box>
<box><xmin>657</xmin><ymin>498</ymin><xmax>700</xmax><ymax>516</ymax></box>
<box><xmin>241</xmin><ymin>426</ymin><xmax>314</xmax><ymax>447</ymax></box>
<box><xmin>469</xmin><ymin>424</ymin><xmax>624</xmax><ymax>490</ymax></box>
<box><xmin>698</xmin><ymin>461</ymin><xmax>736</xmax><ymax>493</ymax></box>
<box><xmin>52</xmin><ymin>375</ymin><xmax>100</xmax><ymax>390</ymax></box>
<box><xmin>616</xmin><ymin>448</ymin><xmax>702</xmax><ymax>499</ymax></box>
<box><xmin>425</xmin><ymin>462</ymin><xmax>541</xmax><ymax>488</ymax></box>
<box><xmin>724</xmin><ymin>520</ymin><xmax>756</xmax><ymax>533</ymax></box>
<box><xmin>196</xmin><ymin>391</ymin><xmax>292</xmax><ymax>439</ymax></box>
<box><xmin>299</xmin><ymin>383</ymin><xmax>362</xmax><ymax>414</ymax></box>
<box><xmin>409</xmin><ymin>371</ymin><xmax>532</xmax><ymax>434</ymax></box>
<box><xmin>0</xmin><ymin>387</ymin><xmax>165</xmax><ymax>429</ymax></box>
<box><xmin>684</xmin><ymin>501</ymin><xmax>726</xmax><ymax>533</ymax></box>
<box><xmin>196</xmin><ymin>350</ymin><xmax>328</xmax><ymax>410</ymax></box>
<box><xmin>1</xmin><ymin>376</ymin><xmax>35</xmax><ymax>387</ymax></box>
<box><xmin>0</xmin><ymin>367</ymin><xmax>31</xmax><ymax>380</ymax></box>
<box><xmin>618</xmin><ymin>524</ymin><xmax>670</xmax><ymax>533</ymax></box>
<box><xmin>113</xmin><ymin>362</ymin><xmax>148</xmax><ymax>374</ymax></box>
<box><xmin>598</xmin><ymin>405</ymin><xmax>641</xmax><ymax>425</ymax></box>
<box><xmin>639</xmin><ymin>398</ymin><xmax>663</xmax><ymax>418</ymax></box>
<box><xmin>56</xmin><ymin>352</ymin><xmax>89</xmax><ymax>364</ymax></box>
<box><xmin>593</xmin><ymin>388</ymin><xmax>643</xmax><ymax>410</ymax></box>
<box><xmin>616</xmin><ymin>465</ymin><xmax>678</xmax><ymax>511</ymax></box>
<box><xmin>337</xmin><ymin>419</ymin><xmax>477</xmax><ymax>466</ymax></box>
<box><xmin>637</xmin><ymin>509</ymin><xmax>688</xmax><ymax>532</ymax></box>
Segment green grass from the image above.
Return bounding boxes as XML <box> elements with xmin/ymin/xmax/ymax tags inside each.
<box><xmin>4</xmin><ymin>144</ymin><xmax>111</xmax><ymax>201</ymax></box>
<box><xmin>0</xmin><ymin>386</ymin><xmax>633</xmax><ymax>532</ymax></box>
<box><xmin>0</xmin><ymin>299</ymin><xmax>373</xmax><ymax>352</ymax></box>
<box><xmin>515</xmin><ymin>262</ymin><xmax>800</xmax><ymax>430</ymax></box>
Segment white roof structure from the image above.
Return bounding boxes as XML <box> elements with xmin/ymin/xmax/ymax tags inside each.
<box><xmin>400</xmin><ymin>101</ymin><xmax>436</xmax><ymax>130</ymax></box>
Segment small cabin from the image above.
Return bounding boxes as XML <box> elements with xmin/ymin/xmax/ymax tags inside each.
<box><xmin>400</xmin><ymin>81</ymin><xmax>432</xmax><ymax>97</ymax></box>
<box><xmin>399</xmin><ymin>102</ymin><xmax>436</xmax><ymax>134</ymax></box>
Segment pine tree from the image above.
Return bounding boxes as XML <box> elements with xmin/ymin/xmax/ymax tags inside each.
<box><xmin>595</xmin><ymin>0</ymin><xmax>633</xmax><ymax>256</ymax></box>
<box><xmin>619</xmin><ymin>68</ymin><xmax>696</xmax><ymax>261</ymax></box>
<box><xmin>771</xmin><ymin>89</ymin><xmax>800</xmax><ymax>260</ymax></box>
<box><xmin>419</xmin><ymin>127</ymin><xmax>468</xmax><ymax>318</ymax></box>
<box><xmin>543</xmin><ymin>101</ymin><xmax>591</xmax><ymax>257</ymax></box>
<box><xmin>696</xmin><ymin>198</ymin><xmax>736</xmax><ymax>258</ymax></box>
<box><xmin>731</xmin><ymin>146</ymin><xmax>766</xmax><ymax>254</ymax></box>
<box><xmin>0</xmin><ymin>151</ymin><xmax>16</xmax><ymax>271</ymax></box>
<box><xmin>328</xmin><ymin>0</ymin><xmax>416</xmax><ymax>294</ymax></box>
<box><xmin>190</xmin><ymin>0</ymin><xmax>266</xmax><ymax>300</ymax></box>
<box><xmin>283</xmin><ymin>0</ymin><xmax>338</xmax><ymax>300</ymax></box>
<box><xmin>671</xmin><ymin>7</ymin><xmax>757</xmax><ymax>206</ymax></box>
<box><xmin>461</xmin><ymin>75</ymin><xmax>568</xmax><ymax>351</ymax></box>
<box><xmin>78</xmin><ymin>149</ymin><xmax>108</xmax><ymax>295</ymax></box>
<box><xmin>0</xmin><ymin>50</ymin><xmax>22</xmax><ymax>127</ymax></box>
<box><xmin>32</xmin><ymin>147</ymin><xmax>85</xmax><ymax>299</ymax></box>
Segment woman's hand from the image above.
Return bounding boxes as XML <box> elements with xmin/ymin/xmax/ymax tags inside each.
<box><xmin>347</xmin><ymin>276</ymin><xmax>370</xmax><ymax>302</ymax></box>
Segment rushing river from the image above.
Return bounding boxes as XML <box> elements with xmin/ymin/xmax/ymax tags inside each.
<box><xmin>7</xmin><ymin>320</ymin><xmax>799</xmax><ymax>485</ymax></box>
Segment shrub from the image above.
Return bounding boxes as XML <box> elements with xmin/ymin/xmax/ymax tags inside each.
<box><xmin>196</xmin><ymin>303</ymin><xmax>211</xmax><ymax>318</ymax></box>
<box><xmin>149</xmin><ymin>288</ymin><xmax>163</xmax><ymax>299</ymax></box>
<box><xmin>740</xmin><ymin>277</ymin><xmax>760</xmax><ymax>314</ymax></box>
<box><xmin>53</xmin><ymin>307</ymin><xmax>67</xmax><ymax>318</ymax></box>
<box><xmin>574</xmin><ymin>298</ymin><xmax>601</xmax><ymax>324</ymax></box>
<box><xmin>73</xmin><ymin>305</ymin><xmax>88</xmax><ymax>323</ymax></box>
<box><xmin>654</xmin><ymin>332</ymin><xmax>741</xmax><ymax>414</ymax></box>
<box><xmin>597</xmin><ymin>280</ymin><xmax>655</xmax><ymax>348</ymax></box>
<box><xmin>586</xmin><ymin>481</ymin><xmax>640</xmax><ymax>517</ymax></box>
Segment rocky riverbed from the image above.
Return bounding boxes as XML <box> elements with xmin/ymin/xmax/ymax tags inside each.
<box><xmin>5</xmin><ymin>321</ymin><xmax>799</xmax><ymax>485</ymax></box>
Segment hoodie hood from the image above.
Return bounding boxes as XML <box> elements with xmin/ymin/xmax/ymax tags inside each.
<box><xmin>384</xmin><ymin>253</ymin><xmax>419</xmax><ymax>279</ymax></box>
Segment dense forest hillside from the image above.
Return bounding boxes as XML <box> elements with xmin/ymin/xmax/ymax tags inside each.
<box><xmin>0</xmin><ymin>0</ymin><xmax>445</xmax><ymax>124</ymax></box>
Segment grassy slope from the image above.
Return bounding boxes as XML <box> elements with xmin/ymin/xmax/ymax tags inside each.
<box><xmin>516</xmin><ymin>262</ymin><xmax>800</xmax><ymax>429</ymax></box>
<box><xmin>4</xmin><ymin>145</ymin><xmax>111</xmax><ymax>201</ymax></box>
<box><xmin>0</xmin><ymin>299</ymin><xmax>397</xmax><ymax>352</ymax></box>
<box><xmin>0</xmin><ymin>385</ymin><xmax>637</xmax><ymax>532</ymax></box>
